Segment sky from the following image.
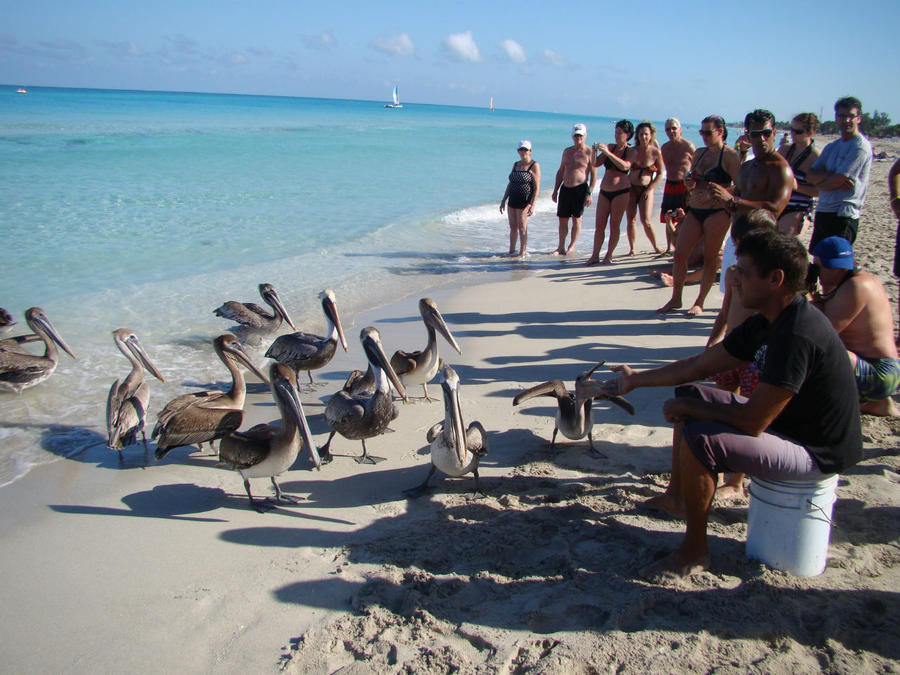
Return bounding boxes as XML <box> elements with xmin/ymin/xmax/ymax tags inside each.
<box><xmin>3</xmin><ymin>0</ymin><xmax>900</xmax><ymax>124</ymax></box>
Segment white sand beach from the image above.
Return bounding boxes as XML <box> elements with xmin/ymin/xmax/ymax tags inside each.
<box><xmin>1</xmin><ymin>144</ymin><xmax>898</xmax><ymax>673</ymax></box>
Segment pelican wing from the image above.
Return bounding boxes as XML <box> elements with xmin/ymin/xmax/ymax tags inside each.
<box><xmin>425</xmin><ymin>421</ymin><xmax>443</xmax><ymax>443</ymax></box>
<box><xmin>153</xmin><ymin>406</ymin><xmax>244</xmax><ymax>450</ymax></box>
<box><xmin>266</xmin><ymin>332</ymin><xmax>327</xmax><ymax>363</ymax></box>
<box><xmin>0</xmin><ymin>354</ymin><xmax>48</xmax><ymax>386</ymax></box>
<box><xmin>389</xmin><ymin>349</ymin><xmax>421</xmax><ymax>377</ymax></box>
<box><xmin>219</xmin><ymin>424</ymin><xmax>277</xmax><ymax>469</ymax></box>
<box><xmin>214</xmin><ymin>301</ymin><xmax>269</xmax><ymax>328</ymax></box>
<box><xmin>466</xmin><ymin>421</ymin><xmax>489</xmax><ymax>456</ymax></box>
<box><xmin>512</xmin><ymin>380</ymin><xmax>569</xmax><ymax>405</ymax></box>
<box><xmin>594</xmin><ymin>394</ymin><xmax>635</xmax><ymax>415</ymax></box>
<box><xmin>324</xmin><ymin>391</ymin><xmax>366</xmax><ymax>427</ymax></box>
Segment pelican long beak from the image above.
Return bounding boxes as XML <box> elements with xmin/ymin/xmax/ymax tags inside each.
<box><xmin>362</xmin><ymin>327</ymin><xmax>408</xmax><ymax>402</ymax></box>
<box><xmin>264</xmin><ymin>288</ymin><xmax>296</xmax><ymax>330</ymax></box>
<box><xmin>441</xmin><ymin>366</ymin><xmax>467</xmax><ymax>464</ymax></box>
<box><xmin>275</xmin><ymin>370</ymin><xmax>321</xmax><ymax>470</ymax></box>
<box><xmin>583</xmin><ymin>360</ymin><xmax>606</xmax><ymax>379</ymax></box>
<box><xmin>424</xmin><ymin>301</ymin><xmax>461</xmax><ymax>355</ymax></box>
<box><xmin>35</xmin><ymin>312</ymin><xmax>77</xmax><ymax>359</ymax></box>
<box><xmin>126</xmin><ymin>334</ymin><xmax>165</xmax><ymax>382</ymax></box>
<box><xmin>226</xmin><ymin>340</ymin><xmax>270</xmax><ymax>384</ymax></box>
<box><xmin>323</xmin><ymin>292</ymin><xmax>349</xmax><ymax>352</ymax></box>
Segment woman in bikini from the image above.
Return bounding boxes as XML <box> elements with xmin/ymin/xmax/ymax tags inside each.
<box><xmin>500</xmin><ymin>140</ymin><xmax>541</xmax><ymax>257</ymax></box>
<box><xmin>625</xmin><ymin>121</ymin><xmax>664</xmax><ymax>255</ymax></box>
<box><xmin>776</xmin><ymin>113</ymin><xmax>820</xmax><ymax>237</ymax></box>
<box><xmin>586</xmin><ymin>120</ymin><xmax>634</xmax><ymax>265</ymax></box>
<box><xmin>658</xmin><ymin>114</ymin><xmax>741</xmax><ymax>315</ymax></box>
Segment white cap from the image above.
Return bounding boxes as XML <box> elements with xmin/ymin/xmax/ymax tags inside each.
<box><xmin>572</xmin><ymin>123</ymin><xmax>587</xmax><ymax>136</ymax></box>
<box><xmin>517</xmin><ymin>140</ymin><xmax>532</xmax><ymax>151</ymax></box>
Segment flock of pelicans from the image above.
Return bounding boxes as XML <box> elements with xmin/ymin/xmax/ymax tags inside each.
<box><xmin>0</xmin><ymin>287</ymin><xmax>633</xmax><ymax>511</ymax></box>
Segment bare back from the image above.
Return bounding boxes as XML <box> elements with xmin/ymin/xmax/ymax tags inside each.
<box><xmin>819</xmin><ymin>270</ymin><xmax>898</xmax><ymax>360</ymax></box>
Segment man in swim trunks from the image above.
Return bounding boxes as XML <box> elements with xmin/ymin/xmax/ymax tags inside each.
<box><xmin>577</xmin><ymin>229</ymin><xmax>861</xmax><ymax>580</ymax></box>
<box><xmin>806</xmin><ymin>96</ymin><xmax>872</xmax><ymax>253</ymax></box>
<box><xmin>812</xmin><ymin>236</ymin><xmax>899</xmax><ymax>416</ymax></box>
<box><xmin>660</xmin><ymin>118</ymin><xmax>695</xmax><ymax>253</ymax></box>
<box><xmin>709</xmin><ymin>109</ymin><xmax>792</xmax><ymax>220</ymax></box>
<box><xmin>551</xmin><ymin>123</ymin><xmax>596</xmax><ymax>255</ymax></box>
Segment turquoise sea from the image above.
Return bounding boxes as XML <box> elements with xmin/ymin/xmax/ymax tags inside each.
<box><xmin>0</xmin><ymin>85</ymin><xmax>665</xmax><ymax>486</ymax></box>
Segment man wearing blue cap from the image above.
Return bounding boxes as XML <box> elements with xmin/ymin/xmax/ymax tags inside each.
<box><xmin>813</xmin><ymin>236</ymin><xmax>900</xmax><ymax>416</ymax></box>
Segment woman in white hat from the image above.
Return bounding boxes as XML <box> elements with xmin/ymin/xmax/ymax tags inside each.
<box><xmin>500</xmin><ymin>140</ymin><xmax>541</xmax><ymax>257</ymax></box>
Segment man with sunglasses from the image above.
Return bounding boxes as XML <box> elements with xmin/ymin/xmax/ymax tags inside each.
<box><xmin>806</xmin><ymin>96</ymin><xmax>872</xmax><ymax>253</ymax></box>
<box><xmin>707</xmin><ymin>109</ymin><xmax>792</xmax><ymax>220</ymax></box>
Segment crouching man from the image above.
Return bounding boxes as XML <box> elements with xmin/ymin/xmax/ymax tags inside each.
<box><xmin>577</xmin><ymin>229</ymin><xmax>862</xmax><ymax>581</ymax></box>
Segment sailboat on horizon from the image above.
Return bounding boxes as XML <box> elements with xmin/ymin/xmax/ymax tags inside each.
<box><xmin>384</xmin><ymin>85</ymin><xmax>403</xmax><ymax>108</ymax></box>
<box><xmin>489</xmin><ymin>96</ymin><xmax>494</xmax><ymax>112</ymax></box>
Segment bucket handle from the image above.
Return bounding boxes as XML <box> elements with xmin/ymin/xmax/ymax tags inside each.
<box><xmin>806</xmin><ymin>499</ymin><xmax>836</xmax><ymax>527</ymax></box>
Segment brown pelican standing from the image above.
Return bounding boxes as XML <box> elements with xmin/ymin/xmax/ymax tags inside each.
<box><xmin>219</xmin><ymin>363</ymin><xmax>320</xmax><ymax>512</ymax></box>
<box><xmin>213</xmin><ymin>283</ymin><xmax>296</xmax><ymax>333</ymax></box>
<box><xmin>106</xmin><ymin>328</ymin><xmax>165</xmax><ymax>455</ymax></box>
<box><xmin>152</xmin><ymin>334</ymin><xmax>269</xmax><ymax>459</ymax></box>
<box><xmin>0</xmin><ymin>308</ymin><xmax>15</xmax><ymax>337</ymax></box>
<box><xmin>0</xmin><ymin>308</ymin><xmax>77</xmax><ymax>394</ymax></box>
<box><xmin>405</xmin><ymin>364</ymin><xmax>488</xmax><ymax>497</ymax></box>
<box><xmin>265</xmin><ymin>289</ymin><xmax>348</xmax><ymax>384</ymax></box>
<box><xmin>513</xmin><ymin>362</ymin><xmax>635</xmax><ymax>456</ymax></box>
<box><xmin>390</xmin><ymin>298</ymin><xmax>461</xmax><ymax>401</ymax></box>
<box><xmin>321</xmin><ymin>326</ymin><xmax>408</xmax><ymax>464</ymax></box>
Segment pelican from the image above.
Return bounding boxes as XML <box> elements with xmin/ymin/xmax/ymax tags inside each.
<box><xmin>321</xmin><ymin>326</ymin><xmax>408</xmax><ymax>464</ymax></box>
<box><xmin>512</xmin><ymin>362</ymin><xmax>635</xmax><ymax>456</ymax></box>
<box><xmin>219</xmin><ymin>363</ymin><xmax>320</xmax><ymax>512</ymax></box>
<box><xmin>106</xmin><ymin>328</ymin><xmax>166</xmax><ymax>455</ymax></box>
<box><xmin>0</xmin><ymin>308</ymin><xmax>76</xmax><ymax>394</ymax></box>
<box><xmin>214</xmin><ymin>283</ymin><xmax>296</xmax><ymax>333</ymax></box>
<box><xmin>405</xmin><ymin>364</ymin><xmax>488</xmax><ymax>497</ymax></box>
<box><xmin>0</xmin><ymin>308</ymin><xmax>15</xmax><ymax>337</ymax></box>
<box><xmin>265</xmin><ymin>289</ymin><xmax>348</xmax><ymax>384</ymax></box>
<box><xmin>390</xmin><ymin>297</ymin><xmax>461</xmax><ymax>401</ymax></box>
<box><xmin>152</xmin><ymin>334</ymin><xmax>269</xmax><ymax>459</ymax></box>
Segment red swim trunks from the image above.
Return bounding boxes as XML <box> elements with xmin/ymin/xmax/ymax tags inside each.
<box><xmin>711</xmin><ymin>362</ymin><xmax>760</xmax><ymax>397</ymax></box>
<box><xmin>660</xmin><ymin>180</ymin><xmax>687</xmax><ymax>224</ymax></box>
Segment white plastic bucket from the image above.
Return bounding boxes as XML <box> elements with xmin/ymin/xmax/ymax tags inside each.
<box><xmin>745</xmin><ymin>475</ymin><xmax>839</xmax><ymax>577</ymax></box>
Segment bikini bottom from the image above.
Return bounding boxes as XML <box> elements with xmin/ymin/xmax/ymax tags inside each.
<box><xmin>599</xmin><ymin>187</ymin><xmax>630</xmax><ymax>202</ymax></box>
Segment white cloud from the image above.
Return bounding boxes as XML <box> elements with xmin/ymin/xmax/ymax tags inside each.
<box><xmin>303</xmin><ymin>31</ymin><xmax>336</xmax><ymax>49</ymax></box>
<box><xmin>443</xmin><ymin>30</ymin><xmax>481</xmax><ymax>63</ymax></box>
<box><xmin>499</xmin><ymin>39</ymin><xmax>526</xmax><ymax>64</ymax></box>
<box><xmin>371</xmin><ymin>33</ymin><xmax>415</xmax><ymax>57</ymax></box>
<box><xmin>541</xmin><ymin>49</ymin><xmax>567</xmax><ymax>68</ymax></box>
<box><xmin>95</xmin><ymin>40</ymin><xmax>140</xmax><ymax>58</ymax></box>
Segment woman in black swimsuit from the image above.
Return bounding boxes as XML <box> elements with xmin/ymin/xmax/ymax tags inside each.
<box><xmin>776</xmin><ymin>113</ymin><xmax>820</xmax><ymax>237</ymax></box>
<box><xmin>658</xmin><ymin>114</ymin><xmax>741</xmax><ymax>315</ymax></box>
<box><xmin>586</xmin><ymin>120</ymin><xmax>634</xmax><ymax>265</ymax></box>
<box><xmin>500</xmin><ymin>140</ymin><xmax>541</xmax><ymax>257</ymax></box>
<box><xmin>625</xmin><ymin>121</ymin><xmax>664</xmax><ymax>255</ymax></box>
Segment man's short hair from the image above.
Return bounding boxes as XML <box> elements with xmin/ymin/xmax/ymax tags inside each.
<box><xmin>744</xmin><ymin>109</ymin><xmax>776</xmax><ymax>130</ymax></box>
<box><xmin>731</xmin><ymin>209</ymin><xmax>777</xmax><ymax>243</ymax></box>
<box><xmin>702</xmin><ymin>114</ymin><xmax>728</xmax><ymax>142</ymax></box>
<box><xmin>793</xmin><ymin>112</ymin><xmax>819</xmax><ymax>134</ymax></box>
<box><xmin>736</xmin><ymin>229</ymin><xmax>808</xmax><ymax>292</ymax></box>
<box><xmin>615</xmin><ymin>119</ymin><xmax>634</xmax><ymax>140</ymax></box>
<box><xmin>666</xmin><ymin>117</ymin><xmax>681</xmax><ymax>129</ymax></box>
<box><xmin>834</xmin><ymin>96</ymin><xmax>862</xmax><ymax>115</ymax></box>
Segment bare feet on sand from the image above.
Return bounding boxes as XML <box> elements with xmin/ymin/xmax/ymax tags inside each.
<box><xmin>656</xmin><ymin>299</ymin><xmax>682</xmax><ymax>314</ymax></box>
<box><xmin>585</xmin><ymin>257</ymin><xmax>599</xmax><ymax>266</ymax></box>
<box><xmin>650</xmin><ymin>270</ymin><xmax>675</xmax><ymax>287</ymax></box>
<box><xmin>715</xmin><ymin>483</ymin><xmax>747</xmax><ymax>503</ymax></box>
<box><xmin>860</xmin><ymin>398</ymin><xmax>899</xmax><ymax>416</ymax></box>
<box><xmin>639</xmin><ymin>550</ymin><xmax>710</xmax><ymax>584</ymax></box>
<box><xmin>687</xmin><ymin>304</ymin><xmax>704</xmax><ymax>316</ymax></box>
<box><xmin>550</xmin><ymin>248</ymin><xmax>566</xmax><ymax>256</ymax></box>
<box><xmin>642</xmin><ymin>492</ymin><xmax>685</xmax><ymax>519</ymax></box>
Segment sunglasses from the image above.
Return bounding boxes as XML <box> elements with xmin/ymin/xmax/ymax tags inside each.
<box><xmin>748</xmin><ymin>128</ymin><xmax>774</xmax><ymax>138</ymax></box>
<box><xmin>518</xmin><ymin>147</ymin><xmax>530</xmax><ymax>151</ymax></box>
<box><xmin>665</xmin><ymin>126</ymin><xmax>678</xmax><ymax>131</ymax></box>
<box><xmin>698</xmin><ymin>129</ymin><xmax>715</xmax><ymax>136</ymax></box>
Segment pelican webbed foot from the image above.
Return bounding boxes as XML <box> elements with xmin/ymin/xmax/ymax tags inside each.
<box><xmin>271</xmin><ymin>478</ymin><xmax>304</xmax><ymax>505</ymax></box>
<box><xmin>355</xmin><ymin>440</ymin><xmax>385</xmax><ymax>464</ymax></box>
<box><xmin>404</xmin><ymin>465</ymin><xmax>437</xmax><ymax>498</ymax></box>
<box><xmin>243</xmin><ymin>478</ymin><xmax>276</xmax><ymax>513</ymax></box>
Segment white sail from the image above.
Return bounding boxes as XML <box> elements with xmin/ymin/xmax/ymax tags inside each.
<box><xmin>392</xmin><ymin>86</ymin><xmax>400</xmax><ymax>106</ymax></box>
<box><xmin>489</xmin><ymin>96</ymin><xmax>494</xmax><ymax>112</ymax></box>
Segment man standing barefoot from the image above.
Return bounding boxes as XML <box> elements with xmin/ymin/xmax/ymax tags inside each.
<box><xmin>551</xmin><ymin>123</ymin><xmax>596</xmax><ymax>255</ymax></box>
<box><xmin>660</xmin><ymin>118</ymin><xmax>695</xmax><ymax>253</ymax></box>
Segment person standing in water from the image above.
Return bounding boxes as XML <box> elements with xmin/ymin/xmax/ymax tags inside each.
<box><xmin>551</xmin><ymin>123</ymin><xmax>596</xmax><ymax>255</ymax></box>
<box><xmin>500</xmin><ymin>140</ymin><xmax>541</xmax><ymax>258</ymax></box>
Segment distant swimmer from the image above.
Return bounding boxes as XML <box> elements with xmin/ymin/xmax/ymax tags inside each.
<box><xmin>551</xmin><ymin>123</ymin><xmax>596</xmax><ymax>256</ymax></box>
<box><xmin>500</xmin><ymin>140</ymin><xmax>541</xmax><ymax>258</ymax></box>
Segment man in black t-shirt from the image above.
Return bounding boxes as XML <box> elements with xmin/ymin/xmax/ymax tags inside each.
<box><xmin>577</xmin><ymin>229</ymin><xmax>861</xmax><ymax>581</ymax></box>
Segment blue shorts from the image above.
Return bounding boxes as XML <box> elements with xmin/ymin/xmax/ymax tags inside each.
<box><xmin>854</xmin><ymin>356</ymin><xmax>900</xmax><ymax>401</ymax></box>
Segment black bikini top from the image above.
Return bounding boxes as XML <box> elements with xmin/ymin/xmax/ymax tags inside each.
<box><xmin>696</xmin><ymin>147</ymin><xmax>732</xmax><ymax>187</ymax></box>
<box><xmin>785</xmin><ymin>141</ymin><xmax>815</xmax><ymax>184</ymax></box>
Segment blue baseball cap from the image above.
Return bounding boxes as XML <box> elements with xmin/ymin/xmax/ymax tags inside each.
<box><xmin>813</xmin><ymin>236</ymin><xmax>855</xmax><ymax>270</ymax></box>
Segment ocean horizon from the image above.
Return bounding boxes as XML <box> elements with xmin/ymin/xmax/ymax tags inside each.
<box><xmin>0</xmin><ymin>85</ymin><xmax>668</xmax><ymax>486</ymax></box>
